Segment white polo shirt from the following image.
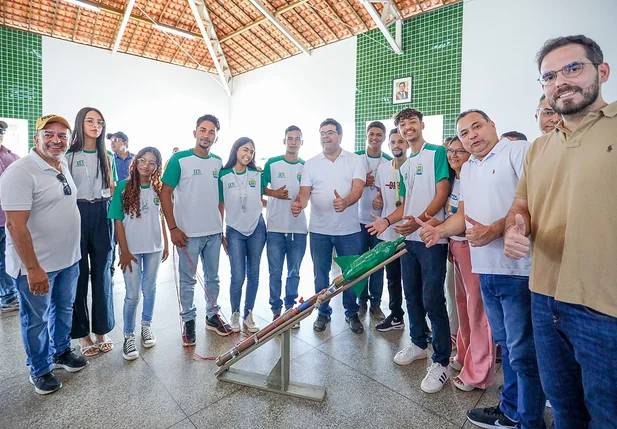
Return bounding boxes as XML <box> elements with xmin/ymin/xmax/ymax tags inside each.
<box><xmin>263</xmin><ymin>156</ymin><xmax>307</xmax><ymax>234</ymax></box>
<box><xmin>218</xmin><ymin>168</ymin><xmax>264</xmax><ymax>236</ymax></box>
<box><xmin>301</xmin><ymin>149</ymin><xmax>366</xmax><ymax>236</ymax></box>
<box><xmin>446</xmin><ymin>178</ymin><xmax>466</xmax><ymax>242</ymax></box>
<box><xmin>162</xmin><ymin>149</ymin><xmax>223</xmax><ymax>237</ymax></box>
<box><xmin>0</xmin><ymin>149</ymin><xmax>81</xmax><ymax>278</ymax></box>
<box><xmin>398</xmin><ymin>143</ymin><xmax>450</xmax><ymax>243</ymax></box>
<box><xmin>374</xmin><ymin>159</ymin><xmax>404</xmax><ymax>242</ymax></box>
<box><xmin>66</xmin><ymin>149</ymin><xmax>117</xmax><ymax>200</ymax></box>
<box><xmin>355</xmin><ymin>150</ymin><xmax>392</xmax><ymax>225</ymax></box>
<box><xmin>460</xmin><ymin>138</ymin><xmax>531</xmax><ymax>276</ymax></box>
<box><xmin>107</xmin><ymin>180</ymin><xmax>163</xmax><ymax>254</ymax></box>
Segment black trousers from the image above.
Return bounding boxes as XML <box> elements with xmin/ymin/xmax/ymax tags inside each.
<box><xmin>385</xmin><ymin>256</ymin><xmax>404</xmax><ymax>319</ymax></box>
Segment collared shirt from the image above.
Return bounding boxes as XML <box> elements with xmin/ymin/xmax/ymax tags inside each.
<box><xmin>516</xmin><ymin>101</ymin><xmax>617</xmax><ymax>318</ymax></box>
<box><xmin>0</xmin><ymin>146</ymin><xmax>20</xmax><ymax>227</ymax></box>
<box><xmin>460</xmin><ymin>138</ymin><xmax>531</xmax><ymax>276</ymax></box>
<box><xmin>263</xmin><ymin>155</ymin><xmax>307</xmax><ymax>234</ymax></box>
<box><xmin>114</xmin><ymin>151</ymin><xmax>134</xmax><ymax>182</ymax></box>
<box><xmin>445</xmin><ymin>178</ymin><xmax>466</xmax><ymax>242</ymax></box>
<box><xmin>301</xmin><ymin>149</ymin><xmax>366</xmax><ymax>236</ymax></box>
<box><xmin>0</xmin><ymin>149</ymin><xmax>81</xmax><ymax>277</ymax></box>
<box><xmin>374</xmin><ymin>159</ymin><xmax>403</xmax><ymax>242</ymax></box>
<box><xmin>66</xmin><ymin>149</ymin><xmax>118</xmax><ymax>200</ymax></box>
<box><xmin>218</xmin><ymin>168</ymin><xmax>264</xmax><ymax>236</ymax></box>
<box><xmin>355</xmin><ymin>150</ymin><xmax>392</xmax><ymax>225</ymax></box>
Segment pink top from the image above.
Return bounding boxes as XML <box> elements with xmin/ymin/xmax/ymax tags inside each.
<box><xmin>0</xmin><ymin>146</ymin><xmax>20</xmax><ymax>227</ymax></box>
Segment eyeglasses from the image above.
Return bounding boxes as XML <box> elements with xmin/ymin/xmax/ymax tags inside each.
<box><xmin>538</xmin><ymin>61</ymin><xmax>597</xmax><ymax>85</ymax></box>
<box><xmin>41</xmin><ymin>131</ymin><xmax>70</xmax><ymax>141</ymax></box>
<box><xmin>320</xmin><ymin>131</ymin><xmax>338</xmax><ymax>137</ymax></box>
<box><xmin>84</xmin><ymin>118</ymin><xmax>105</xmax><ymax>128</ymax></box>
<box><xmin>56</xmin><ymin>173</ymin><xmax>72</xmax><ymax>196</ymax></box>
<box><xmin>536</xmin><ymin>108</ymin><xmax>559</xmax><ymax>118</ymax></box>
<box><xmin>0</xmin><ymin>129</ymin><xmax>6</xmax><ymax>135</ymax></box>
<box><xmin>136</xmin><ymin>157</ymin><xmax>157</xmax><ymax>168</ymax></box>
<box><xmin>446</xmin><ymin>149</ymin><xmax>468</xmax><ymax>155</ymax></box>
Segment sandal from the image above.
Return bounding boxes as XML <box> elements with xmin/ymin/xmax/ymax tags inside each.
<box><xmin>97</xmin><ymin>337</ymin><xmax>114</xmax><ymax>353</ymax></box>
<box><xmin>449</xmin><ymin>356</ymin><xmax>463</xmax><ymax>371</ymax></box>
<box><xmin>80</xmin><ymin>344</ymin><xmax>100</xmax><ymax>357</ymax></box>
<box><xmin>452</xmin><ymin>375</ymin><xmax>475</xmax><ymax>392</ymax></box>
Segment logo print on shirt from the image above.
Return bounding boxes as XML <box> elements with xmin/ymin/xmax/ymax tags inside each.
<box><xmin>212</xmin><ymin>169</ymin><xmax>219</xmax><ymax>178</ymax></box>
<box><xmin>76</xmin><ymin>160</ymin><xmax>85</xmax><ymax>167</ymax></box>
<box><xmin>277</xmin><ymin>172</ymin><xmax>286</xmax><ymax>178</ymax></box>
<box><xmin>193</xmin><ymin>169</ymin><xmax>202</xmax><ymax>176</ymax></box>
<box><xmin>607</xmin><ymin>145</ymin><xmax>613</xmax><ymax>153</ymax></box>
<box><xmin>386</xmin><ymin>181</ymin><xmax>399</xmax><ymax>190</ymax></box>
<box><xmin>415</xmin><ymin>164</ymin><xmax>423</xmax><ymax>175</ymax></box>
<box><xmin>154</xmin><ymin>197</ymin><xmax>160</xmax><ymax>206</ymax></box>
<box><xmin>297</xmin><ymin>173</ymin><xmax>302</xmax><ymax>182</ymax></box>
<box><xmin>228</xmin><ymin>182</ymin><xmax>236</xmax><ymax>189</ymax></box>
<box><xmin>249</xmin><ymin>179</ymin><xmax>257</xmax><ymax>188</ymax></box>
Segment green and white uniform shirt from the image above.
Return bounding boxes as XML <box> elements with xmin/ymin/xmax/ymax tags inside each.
<box><xmin>374</xmin><ymin>159</ymin><xmax>404</xmax><ymax>242</ymax></box>
<box><xmin>355</xmin><ymin>150</ymin><xmax>392</xmax><ymax>225</ymax></box>
<box><xmin>398</xmin><ymin>143</ymin><xmax>450</xmax><ymax>243</ymax></box>
<box><xmin>218</xmin><ymin>168</ymin><xmax>264</xmax><ymax>236</ymax></box>
<box><xmin>66</xmin><ymin>149</ymin><xmax>117</xmax><ymax>200</ymax></box>
<box><xmin>162</xmin><ymin>149</ymin><xmax>223</xmax><ymax>237</ymax></box>
<box><xmin>445</xmin><ymin>178</ymin><xmax>466</xmax><ymax>242</ymax></box>
<box><xmin>263</xmin><ymin>156</ymin><xmax>307</xmax><ymax>234</ymax></box>
<box><xmin>108</xmin><ymin>180</ymin><xmax>163</xmax><ymax>254</ymax></box>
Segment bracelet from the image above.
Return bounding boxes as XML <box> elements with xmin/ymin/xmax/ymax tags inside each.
<box><xmin>169</xmin><ymin>226</ymin><xmax>178</xmax><ymax>232</ymax></box>
<box><xmin>385</xmin><ymin>217</ymin><xmax>391</xmax><ymax>227</ymax></box>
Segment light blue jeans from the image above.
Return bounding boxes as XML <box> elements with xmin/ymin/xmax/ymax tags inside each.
<box><xmin>122</xmin><ymin>251</ymin><xmax>162</xmax><ymax>335</ymax></box>
<box><xmin>0</xmin><ymin>226</ymin><xmax>18</xmax><ymax>305</ymax></box>
<box><xmin>178</xmin><ymin>233</ymin><xmax>222</xmax><ymax>322</ymax></box>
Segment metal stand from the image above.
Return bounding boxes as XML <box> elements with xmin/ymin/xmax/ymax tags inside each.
<box><xmin>216</xmin><ymin>328</ymin><xmax>326</xmax><ymax>401</ymax></box>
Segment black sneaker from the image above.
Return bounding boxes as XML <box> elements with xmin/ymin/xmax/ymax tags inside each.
<box><xmin>182</xmin><ymin>320</ymin><xmax>196</xmax><ymax>346</ymax></box>
<box><xmin>123</xmin><ymin>334</ymin><xmax>139</xmax><ymax>361</ymax></box>
<box><xmin>206</xmin><ymin>315</ymin><xmax>232</xmax><ymax>337</ymax></box>
<box><xmin>52</xmin><ymin>348</ymin><xmax>88</xmax><ymax>372</ymax></box>
<box><xmin>313</xmin><ymin>315</ymin><xmax>331</xmax><ymax>332</ymax></box>
<box><xmin>345</xmin><ymin>314</ymin><xmax>364</xmax><ymax>334</ymax></box>
<box><xmin>375</xmin><ymin>314</ymin><xmax>405</xmax><ymax>332</ymax></box>
<box><xmin>29</xmin><ymin>372</ymin><xmax>62</xmax><ymax>395</ymax></box>
<box><xmin>466</xmin><ymin>405</ymin><xmax>518</xmax><ymax>429</ymax></box>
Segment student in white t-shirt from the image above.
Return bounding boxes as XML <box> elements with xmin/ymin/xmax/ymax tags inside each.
<box><xmin>218</xmin><ymin>137</ymin><xmax>266</xmax><ymax>334</ymax></box>
<box><xmin>263</xmin><ymin>126</ymin><xmax>307</xmax><ymax>325</ymax></box>
<box><xmin>108</xmin><ymin>147</ymin><xmax>169</xmax><ymax>361</ymax></box>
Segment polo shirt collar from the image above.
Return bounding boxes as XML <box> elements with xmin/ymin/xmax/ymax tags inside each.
<box><xmin>320</xmin><ymin>148</ymin><xmax>347</xmax><ymax>160</ymax></box>
<box><xmin>600</xmin><ymin>101</ymin><xmax>617</xmax><ymax>118</ymax></box>
<box><xmin>29</xmin><ymin>148</ymin><xmax>60</xmax><ymax>172</ymax></box>
<box><xmin>468</xmin><ymin>138</ymin><xmax>508</xmax><ymax>164</ymax></box>
<box><xmin>114</xmin><ymin>151</ymin><xmax>134</xmax><ymax>160</ymax></box>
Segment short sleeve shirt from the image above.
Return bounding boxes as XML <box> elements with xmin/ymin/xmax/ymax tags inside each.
<box><xmin>114</xmin><ymin>152</ymin><xmax>134</xmax><ymax>182</ymax></box>
<box><xmin>301</xmin><ymin>149</ymin><xmax>366</xmax><ymax>236</ymax></box>
<box><xmin>355</xmin><ymin>150</ymin><xmax>392</xmax><ymax>225</ymax></box>
<box><xmin>0</xmin><ymin>149</ymin><xmax>81</xmax><ymax>277</ymax></box>
<box><xmin>263</xmin><ymin>156</ymin><xmax>307</xmax><ymax>234</ymax></box>
<box><xmin>108</xmin><ymin>180</ymin><xmax>163</xmax><ymax>254</ymax></box>
<box><xmin>374</xmin><ymin>160</ymin><xmax>404</xmax><ymax>242</ymax></box>
<box><xmin>218</xmin><ymin>168</ymin><xmax>264</xmax><ymax>236</ymax></box>
<box><xmin>0</xmin><ymin>146</ymin><xmax>20</xmax><ymax>227</ymax></box>
<box><xmin>66</xmin><ymin>149</ymin><xmax>118</xmax><ymax>200</ymax></box>
<box><xmin>162</xmin><ymin>149</ymin><xmax>223</xmax><ymax>237</ymax></box>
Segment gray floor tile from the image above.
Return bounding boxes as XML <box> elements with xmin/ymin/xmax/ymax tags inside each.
<box><xmin>167</xmin><ymin>418</ymin><xmax>197</xmax><ymax>429</ymax></box>
<box><xmin>0</xmin><ymin>311</ymin><xmax>28</xmax><ymax>383</ymax></box>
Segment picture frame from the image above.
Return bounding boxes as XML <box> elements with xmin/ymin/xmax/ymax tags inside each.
<box><xmin>393</xmin><ymin>77</ymin><xmax>412</xmax><ymax>105</ymax></box>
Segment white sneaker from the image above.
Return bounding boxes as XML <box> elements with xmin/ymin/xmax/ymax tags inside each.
<box><xmin>394</xmin><ymin>343</ymin><xmax>428</xmax><ymax>366</ymax></box>
<box><xmin>243</xmin><ymin>310</ymin><xmax>259</xmax><ymax>333</ymax></box>
<box><xmin>421</xmin><ymin>362</ymin><xmax>449</xmax><ymax>393</ymax></box>
<box><xmin>230</xmin><ymin>312</ymin><xmax>241</xmax><ymax>333</ymax></box>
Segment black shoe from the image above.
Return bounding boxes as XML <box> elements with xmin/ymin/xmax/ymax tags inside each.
<box><xmin>466</xmin><ymin>405</ymin><xmax>517</xmax><ymax>429</ymax></box>
<box><xmin>206</xmin><ymin>315</ymin><xmax>232</xmax><ymax>337</ymax></box>
<box><xmin>52</xmin><ymin>348</ymin><xmax>88</xmax><ymax>372</ymax></box>
<box><xmin>496</xmin><ymin>345</ymin><xmax>502</xmax><ymax>363</ymax></box>
<box><xmin>29</xmin><ymin>372</ymin><xmax>62</xmax><ymax>395</ymax></box>
<box><xmin>346</xmin><ymin>314</ymin><xmax>364</xmax><ymax>334</ymax></box>
<box><xmin>313</xmin><ymin>315</ymin><xmax>330</xmax><ymax>332</ymax></box>
<box><xmin>358</xmin><ymin>302</ymin><xmax>368</xmax><ymax>315</ymax></box>
<box><xmin>182</xmin><ymin>320</ymin><xmax>196</xmax><ymax>346</ymax></box>
<box><xmin>375</xmin><ymin>314</ymin><xmax>405</xmax><ymax>332</ymax></box>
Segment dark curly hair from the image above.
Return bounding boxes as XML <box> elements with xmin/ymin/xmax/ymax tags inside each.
<box><xmin>122</xmin><ymin>146</ymin><xmax>163</xmax><ymax>219</ymax></box>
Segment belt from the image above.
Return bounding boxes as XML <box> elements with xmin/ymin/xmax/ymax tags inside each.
<box><xmin>77</xmin><ymin>198</ymin><xmax>110</xmax><ymax>203</ymax></box>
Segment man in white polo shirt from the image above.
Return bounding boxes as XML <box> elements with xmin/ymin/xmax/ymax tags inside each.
<box><xmin>418</xmin><ymin>110</ymin><xmax>545</xmax><ymax>429</ymax></box>
<box><xmin>263</xmin><ymin>125</ymin><xmax>307</xmax><ymax>324</ymax></box>
<box><xmin>291</xmin><ymin>118</ymin><xmax>366</xmax><ymax>334</ymax></box>
<box><xmin>161</xmin><ymin>114</ymin><xmax>230</xmax><ymax>346</ymax></box>
<box><xmin>0</xmin><ymin>114</ymin><xmax>87</xmax><ymax>395</ymax></box>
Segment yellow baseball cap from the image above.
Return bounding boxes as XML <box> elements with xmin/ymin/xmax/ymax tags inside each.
<box><xmin>35</xmin><ymin>114</ymin><xmax>71</xmax><ymax>132</ymax></box>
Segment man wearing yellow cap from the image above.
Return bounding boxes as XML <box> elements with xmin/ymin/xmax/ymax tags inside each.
<box><xmin>0</xmin><ymin>114</ymin><xmax>87</xmax><ymax>395</ymax></box>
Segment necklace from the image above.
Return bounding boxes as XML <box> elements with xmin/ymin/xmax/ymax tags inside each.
<box><xmin>233</xmin><ymin>169</ymin><xmax>249</xmax><ymax>212</ymax></box>
<box><xmin>140</xmin><ymin>186</ymin><xmax>151</xmax><ymax>214</ymax></box>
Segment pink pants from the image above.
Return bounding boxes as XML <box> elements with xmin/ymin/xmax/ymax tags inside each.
<box><xmin>449</xmin><ymin>239</ymin><xmax>496</xmax><ymax>389</ymax></box>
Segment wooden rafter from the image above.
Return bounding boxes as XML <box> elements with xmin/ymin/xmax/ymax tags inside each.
<box><xmin>89</xmin><ymin>12</ymin><xmax>100</xmax><ymax>45</ymax></box>
<box><xmin>71</xmin><ymin>9</ymin><xmax>81</xmax><ymax>41</ymax></box>
<box><xmin>290</xmin><ymin>8</ymin><xmax>324</xmax><ymax>46</ymax></box>
<box><xmin>50</xmin><ymin>0</ymin><xmax>59</xmax><ymax>37</ymax></box>
<box><xmin>322</xmin><ymin>0</ymin><xmax>354</xmax><ymax>37</ymax></box>
<box><xmin>342</xmin><ymin>0</ymin><xmax>369</xmax><ymax>32</ymax></box>
<box><xmin>307</xmin><ymin>3</ymin><xmax>339</xmax><ymax>41</ymax></box>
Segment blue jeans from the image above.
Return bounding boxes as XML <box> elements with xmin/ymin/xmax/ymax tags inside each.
<box><xmin>14</xmin><ymin>262</ymin><xmax>79</xmax><ymax>377</ymax></box>
<box><xmin>401</xmin><ymin>241</ymin><xmax>450</xmax><ymax>366</ymax></box>
<box><xmin>479</xmin><ymin>274</ymin><xmax>546</xmax><ymax>429</ymax></box>
<box><xmin>227</xmin><ymin>217</ymin><xmax>267</xmax><ymax>318</ymax></box>
<box><xmin>122</xmin><ymin>251</ymin><xmax>162</xmax><ymax>335</ymax></box>
<box><xmin>178</xmin><ymin>233</ymin><xmax>222</xmax><ymax>321</ymax></box>
<box><xmin>532</xmin><ymin>293</ymin><xmax>617</xmax><ymax>429</ymax></box>
<box><xmin>309</xmin><ymin>231</ymin><xmax>362</xmax><ymax>318</ymax></box>
<box><xmin>267</xmin><ymin>232</ymin><xmax>307</xmax><ymax>314</ymax></box>
<box><xmin>0</xmin><ymin>226</ymin><xmax>18</xmax><ymax>305</ymax></box>
<box><xmin>359</xmin><ymin>225</ymin><xmax>384</xmax><ymax>306</ymax></box>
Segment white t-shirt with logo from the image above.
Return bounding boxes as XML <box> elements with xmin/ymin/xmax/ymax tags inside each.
<box><xmin>107</xmin><ymin>180</ymin><xmax>163</xmax><ymax>254</ymax></box>
<box><xmin>355</xmin><ymin>150</ymin><xmax>392</xmax><ymax>225</ymax></box>
<box><xmin>162</xmin><ymin>149</ymin><xmax>223</xmax><ymax>237</ymax></box>
<box><xmin>374</xmin><ymin>159</ymin><xmax>404</xmax><ymax>242</ymax></box>
<box><xmin>263</xmin><ymin>156</ymin><xmax>307</xmax><ymax>234</ymax></box>
<box><xmin>301</xmin><ymin>149</ymin><xmax>366</xmax><ymax>236</ymax></box>
<box><xmin>218</xmin><ymin>168</ymin><xmax>264</xmax><ymax>236</ymax></box>
<box><xmin>445</xmin><ymin>178</ymin><xmax>466</xmax><ymax>242</ymax></box>
<box><xmin>66</xmin><ymin>149</ymin><xmax>117</xmax><ymax>200</ymax></box>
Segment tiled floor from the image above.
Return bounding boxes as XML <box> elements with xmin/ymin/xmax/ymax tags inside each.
<box><xmin>0</xmin><ymin>248</ymin><xmax>552</xmax><ymax>429</ymax></box>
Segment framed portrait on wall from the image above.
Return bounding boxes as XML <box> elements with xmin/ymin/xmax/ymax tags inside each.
<box><xmin>393</xmin><ymin>77</ymin><xmax>412</xmax><ymax>104</ymax></box>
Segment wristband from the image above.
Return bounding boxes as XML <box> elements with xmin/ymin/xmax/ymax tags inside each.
<box><xmin>169</xmin><ymin>226</ymin><xmax>178</xmax><ymax>232</ymax></box>
<box><xmin>385</xmin><ymin>217</ymin><xmax>391</xmax><ymax>227</ymax></box>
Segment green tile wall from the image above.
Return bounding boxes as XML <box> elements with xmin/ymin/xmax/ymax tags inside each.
<box><xmin>0</xmin><ymin>26</ymin><xmax>43</xmax><ymax>144</ymax></box>
<box><xmin>355</xmin><ymin>4</ymin><xmax>463</xmax><ymax>148</ymax></box>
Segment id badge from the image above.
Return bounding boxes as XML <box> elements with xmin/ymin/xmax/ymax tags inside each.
<box><xmin>101</xmin><ymin>188</ymin><xmax>111</xmax><ymax>198</ymax></box>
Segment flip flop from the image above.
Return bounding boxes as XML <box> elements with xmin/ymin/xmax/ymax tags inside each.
<box><xmin>80</xmin><ymin>344</ymin><xmax>100</xmax><ymax>357</ymax></box>
<box><xmin>97</xmin><ymin>338</ymin><xmax>114</xmax><ymax>353</ymax></box>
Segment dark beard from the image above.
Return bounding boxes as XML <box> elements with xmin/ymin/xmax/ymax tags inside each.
<box><xmin>550</xmin><ymin>79</ymin><xmax>599</xmax><ymax>116</ymax></box>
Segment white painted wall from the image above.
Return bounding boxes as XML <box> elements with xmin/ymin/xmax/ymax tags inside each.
<box><xmin>42</xmin><ymin>37</ymin><xmax>231</xmax><ymax>158</ymax></box>
<box><xmin>461</xmin><ymin>0</ymin><xmax>617</xmax><ymax>141</ymax></box>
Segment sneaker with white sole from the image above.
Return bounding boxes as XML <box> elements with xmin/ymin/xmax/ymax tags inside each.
<box><xmin>394</xmin><ymin>343</ymin><xmax>428</xmax><ymax>365</ymax></box>
<box><xmin>421</xmin><ymin>362</ymin><xmax>449</xmax><ymax>393</ymax></box>
<box><xmin>243</xmin><ymin>310</ymin><xmax>259</xmax><ymax>333</ymax></box>
<box><xmin>122</xmin><ymin>334</ymin><xmax>139</xmax><ymax>361</ymax></box>
<box><xmin>466</xmin><ymin>405</ymin><xmax>517</xmax><ymax>429</ymax></box>
<box><xmin>141</xmin><ymin>325</ymin><xmax>156</xmax><ymax>348</ymax></box>
<box><xmin>230</xmin><ymin>312</ymin><xmax>241</xmax><ymax>333</ymax></box>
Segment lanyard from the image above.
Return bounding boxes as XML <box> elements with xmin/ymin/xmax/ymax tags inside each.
<box><xmin>392</xmin><ymin>160</ymin><xmax>402</xmax><ymax>207</ymax></box>
<box><xmin>140</xmin><ymin>185</ymin><xmax>152</xmax><ymax>214</ymax></box>
<box><xmin>233</xmin><ymin>169</ymin><xmax>249</xmax><ymax>212</ymax></box>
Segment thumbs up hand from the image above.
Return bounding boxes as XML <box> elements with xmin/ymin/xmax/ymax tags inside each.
<box><xmin>272</xmin><ymin>185</ymin><xmax>290</xmax><ymax>200</ymax></box>
<box><xmin>504</xmin><ymin>214</ymin><xmax>530</xmax><ymax>260</ymax></box>
<box><xmin>365</xmin><ymin>170</ymin><xmax>375</xmax><ymax>187</ymax></box>
<box><xmin>291</xmin><ymin>194</ymin><xmax>303</xmax><ymax>217</ymax></box>
<box><xmin>333</xmin><ymin>189</ymin><xmax>347</xmax><ymax>212</ymax></box>
<box><xmin>372</xmin><ymin>188</ymin><xmax>383</xmax><ymax>210</ymax></box>
<box><xmin>465</xmin><ymin>215</ymin><xmax>498</xmax><ymax>247</ymax></box>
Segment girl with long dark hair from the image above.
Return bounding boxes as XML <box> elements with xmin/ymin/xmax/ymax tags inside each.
<box><xmin>218</xmin><ymin>137</ymin><xmax>266</xmax><ymax>333</ymax></box>
<box><xmin>67</xmin><ymin>107</ymin><xmax>117</xmax><ymax>356</ymax></box>
<box><xmin>108</xmin><ymin>147</ymin><xmax>169</xmax><ymax>360</ymax></box>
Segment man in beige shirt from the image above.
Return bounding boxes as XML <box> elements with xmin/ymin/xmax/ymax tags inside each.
<box><xmin>504</xmin><ymin>35</ymin><xmax>616</xmax><ymax>429</ymax></box>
